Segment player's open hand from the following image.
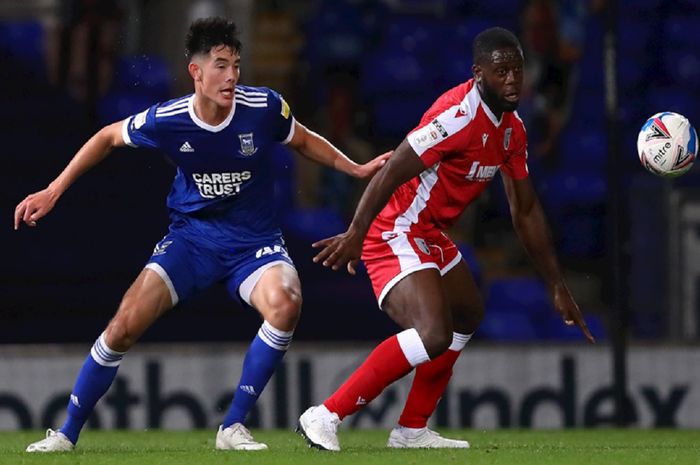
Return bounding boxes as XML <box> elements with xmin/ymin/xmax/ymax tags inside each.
<box><xmin>312</xmin><ymin>228</ymin><xmax>364</xmax><ymax>274</ymax></box>
<box><xmin>552</xmin><ymin>284</ymin><xmax>595</xmax><ymax>343</ymax></box>
<box><xmin>353</xmin><ymin>151</ymin><xmax>391</xmax><ymax>179</ymax></box>
<box><xmin>14</xmin><ymin>188</ymin><xmax>58</xmax><ymax>230</ymax></box>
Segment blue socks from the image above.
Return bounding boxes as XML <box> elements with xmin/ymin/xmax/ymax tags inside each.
<box><xmin>60</xmin><ymin>333</ymin><xmax>124</xmax><ymax>444</ymax></box>
<box><xmin>57</xmin><ymin>322</ymin><xmax>291</xmax><ymax>441</ymax></box>
<box><xmin>222</xmin><ymin>321</ymin><xmax>293</xmax><ymax>427</ymax></box>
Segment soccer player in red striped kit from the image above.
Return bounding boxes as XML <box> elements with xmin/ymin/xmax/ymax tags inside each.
<box><xmin>297</xmin><ymin>27</ymin><xmax>594</xmax><ymax>451</ymax></box>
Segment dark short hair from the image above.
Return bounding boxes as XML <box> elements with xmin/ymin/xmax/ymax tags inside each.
<box><xmin>473</xmin><ymin>27</ymin><xmax>522</xmax><ymax>64</ymax></box>
<box><xmin>185</xmin><ymin>17</ymin><xmax>241</xmax><ymax>59</ymax></box>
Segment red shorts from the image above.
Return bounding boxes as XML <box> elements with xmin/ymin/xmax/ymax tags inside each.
<box><xmin>361</xmin><ymin>223</ymin><xmax>462</xmax><ymax>307</ymax></box>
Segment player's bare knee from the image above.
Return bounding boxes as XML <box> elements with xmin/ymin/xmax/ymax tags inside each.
<box><xmin>104</xmin><ymin>321</ymin><xmax>136</xmax><ymax>352</ymax></box>
<box><xmin>417</xmin><ymin>325</ymin><xmax>453</xmax><ymax>359</ymax></box>
<box><xmin>264</xmin><ymin>287</ymin><xmax>302</xmax><ymax>330</ymax></box>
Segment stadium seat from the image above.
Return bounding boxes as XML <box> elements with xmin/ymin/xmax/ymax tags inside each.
<box><xmin>282</xmin><ymin>207</ymin><xmax>347</xmax><ymax>243</ymax></box>
<box><xmin>478</xmin><ymin>310</ymin><xmax>538</xmax><ymax>341</ymax></box>
<box><xmin>438</xmin><ymin>47</ymin><xmax>473</xmax><ymax>89</ymax></box>
<box><xmin>97</xmin><ymin>91</ymin><xmax>156</xmax><ymax>126</ymax></box>
<box><xmin>302</xmin><ymin>0</ymin><xmax>367</xmax><ymax>72</ymax></box>
<box><xmin>361</xmin><ymin>48</ymin><xmax>431</xmax><ymax>97</ymax></box>
<box><xmin>559</xmin><ymin>126</ymin><xmax>607</xmax><ymax>172</ymax></box>
<box><xmin>537</xmin><ymin>171</ymin><xmax>607</xmax><ymax>212</ymax></box>
<box><xmin>112</xmin><ymin>55</ymin><xmax>172</xmax><ymax>101</ymax></box>
<box><xmin>557</xmin><ymin>208</ymin><xmax>606</xmax><ymax>258</ymax></box>
<box><xmin>536</xmin><ymin>312</ymin><xmax>606</xmax><ymax>341</ymax></box>
<box><xmin>455</xmin><ymin>241</ymin><xmax>483</xmax><ymax>289</ymax></box>
<box><xmin>0</xmin><ymin>20</ymin><xmax>46</xmax><ymax>79</ymax></box>
<box><xmin>370</xmin><ymin>94</ymin><xmax>435</xmax><ymax>139</ymax></box>
<box><xmin>648</xmin><ymin>87</ymin><xmax>699</xmax><ymax>128</ymax></box>
<box><xmin>486</xmin><ymin>277</ymin><xmax>553</xmax><ymax>317</ymax></box>
<box><xmin>664</xmin><ymin>16</ymin><xmax>700</xmax><ymax>48</ymax></box>
<box><xmin>271</xmin><ymin>145</ymin><xmax>296</xmax><ymax>213</ymax></box>
<box><xmin>661</xmin><ymin>49</ymin><xmax>700</xmax><ymax>92</ymax></box>
<box><xmin>382</xmin><ymin>16</ymin><xmax>449</xmax><ymax>57</ymax></box>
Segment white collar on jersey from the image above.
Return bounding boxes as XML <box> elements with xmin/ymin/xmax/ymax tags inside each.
<box><xmin>465</xmin><ymin>84</ymin><xmax>503</xmax><ymax>128</ymax></box>
<box><xmin>188</xmin><ymin>95</ymin><xmax>235</xmax><ymax>132</ymax></box>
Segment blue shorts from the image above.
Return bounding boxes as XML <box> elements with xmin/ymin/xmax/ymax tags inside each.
<box><xmin>144</xmin><ymin>229</ymin><xmax>295</xmax><ymax>307</ymax></box>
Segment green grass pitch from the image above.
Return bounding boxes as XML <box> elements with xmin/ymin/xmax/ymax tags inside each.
<box><xmin>1</xmin><ymin>429</ymin><xmax>699</xmax><ymax>465</ymax></box>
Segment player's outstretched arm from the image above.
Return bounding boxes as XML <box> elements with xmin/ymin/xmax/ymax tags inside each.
<box><xmin>312</xmin><ymin>139</ymin><xmax>425</xmax><ymax>274</ymax></box>
<box><xmin>502</xmin><ymin>174</ymin><xmax>595</xmax><ymax>343</ymax></box>
<box><xmin>287</xmin><ymin>121</ymin><xmax>390</xmax><ymax>178</ymax></box>
<box><xmin>14</xmin><ymin>121</ymin><xmax>127</xmax><ymax>230</ymax></box>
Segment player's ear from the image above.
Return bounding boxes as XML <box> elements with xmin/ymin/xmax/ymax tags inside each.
<box><xmin>472</xmin><ymin>64</ymin><xmax>482</xmax><ymax>84</ymax></box>
<box><xmin>188</xmin><ymin>61</ymin><xmax>202</xmax><ymax>82</ymax></box>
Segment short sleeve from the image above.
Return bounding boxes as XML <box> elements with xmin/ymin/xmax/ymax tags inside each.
<box><xmin>407</xmin><ymin>104</ymin><xmax>474</xmax><ymax>168</ymax></box>
<box><xmin>121</xmin><ymin>104</ymin><xmax>160</xmax><ymax>149</ymax></box>
<box><xmin>267</xmin><ymin>89</ymin><xmax>295</xmax><ymax>144</ymax></box>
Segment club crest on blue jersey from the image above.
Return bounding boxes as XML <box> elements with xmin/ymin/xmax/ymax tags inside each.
<box><xmin>238</xmin><ymin>132</ymin><xmax>258</xmax><ymax>156</ymax></box>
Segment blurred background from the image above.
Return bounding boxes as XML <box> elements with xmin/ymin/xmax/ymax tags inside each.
<box><xmin>2</xmin><ymin>0</ymin><xmax>700</xmax><ymax>431</ymax></box>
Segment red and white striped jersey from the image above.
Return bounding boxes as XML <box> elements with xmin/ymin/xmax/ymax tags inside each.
<box><xmin>375</xmin><ymin>79</ymin><xmax>529</xmax><ymax>233</ymax></box>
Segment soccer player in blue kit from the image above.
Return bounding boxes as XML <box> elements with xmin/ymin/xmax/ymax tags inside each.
<box><xmin>15</xmin><ymin>17</ymin><xmax>388</xmax><ymax>452</ymax></box>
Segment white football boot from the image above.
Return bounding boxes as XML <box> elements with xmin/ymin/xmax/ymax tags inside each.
<box><xmin>26</xmin><ymin>429</ymin><xmax>75</xmax><ymax>453</ymax></box>
<box><xmin>387</xmin><ymin>426</ymin><xmax>470</xmax><ymax>449</ymax></box>
<box><xmin>296</xmin><ymin>405</ymin><xmax>341</xmax><ymax>451</ymax></box>
<box><xmin>216</xmin><ymin>423</ymin><xmax>268</xmax><ymax>450</ymax></box>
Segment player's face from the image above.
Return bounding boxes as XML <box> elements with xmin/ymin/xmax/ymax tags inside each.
<box><xmin>472</xmin><ymin>47</ymin><xmax>524</xmax><ymax>113</ymax></box>
<box><xmin>193</xmin><ymin>45</ymin><xmax>241</xmax><ymax>108</ymax></box>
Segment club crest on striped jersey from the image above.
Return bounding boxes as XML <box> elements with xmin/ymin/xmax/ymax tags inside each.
<box><xmin>238</xmin><ymin>132</ymin><xmax>257</xmax><ymax>156</ymax></box>
<box><xmin>503</xmin><ymin>127</ymin><xmax>512</xmax><ymax>150</ymax></box>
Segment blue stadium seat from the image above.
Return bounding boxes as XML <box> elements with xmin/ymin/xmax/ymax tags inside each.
<box><xmin>559</xmin><ymin>126</ymin><xmax>607</xmax><ymax>172</ymax></box>
<box><xmin>271</xmin><ymin>145</ymin><xmax>296</xmax><ymax>213</ymax></box>
<box><xmin>282</xmin><ymin>207</ymin><xmax>347</xmax><ymax>243</ymax></box>
<box><xmin>112</xmin><ymin>55</ymin><xmax>172</xmax><ymax>101</ymax></box>
<box><xmin>537</xmin><ymin>313</ymin><xmax>606</xmax><ymax>341</ymax></box>
<box><xmin>453</xmin><ymin>18</ymin><xmax>506</xmax><ymax>49</ymax></box>
<box><xmin>302</xmin><ymin>0</ymin><xmax>367</xmax><ymax>71</ymax></box>
<box><xmin>661</xmin><ymin>49</ymin><xmax>700</xmax><ymax>92</ymax></box>
<box><xmin>478</xmin><ymin>310</ymin><xmax>538</xmax><ymax>341</ymax></box>
<box><xmin>556</xmin><ymin>210</ymin><xmax>606</xmax><ymax>258</ymax></box>
<box><xmin>382</xmin><ymin>16</ymin><xmax>449</xmax><ymax>57</ymax></box>
<box><xmin>664</xmin><ymin>16</ymin><xmax>700</xmax><ymax>48</ymax></box>
<box><xmin>537</xmin><ymin>171</ymin><xmax>607</xmax><ymax>211</ymax></box>
<box><xmin>97</xmin><ymin>91</ymin><xmax>155</xmax><ymax>125</ymax></box>
<box><xmin>486</xmin><ymin>277</ymin><xmax>553</xmax><ymax>317</ymax></box>
<box><xmin>370</xmin><ymin>94</ymin><xmax>434</xmax><ymax>138</ymax></box>
<box><xmin>361</xmin><ymin>48</ymin><xmax>431</xmax><ymax>97</ymax></box>
<box><xmin>648</xmin><ymin>87</ymin><xmax>699</xmax><ymax>127</ymax></box>
<box><xmin>628</xmin><ymin>0</ymin><xmax>663</xmax><ymax>13</ymax></box>
<box><xmin>438</xmin><ymin>47</ymin><xmax>473</xmax><ymax>89</ymax></box>
<box><xmin>618</xmin><ymin>19</ymin><xmax>655</xmax><ymax>54</ymax></box>
<box><xmin>618</xmin><ymin>55</ymin><xmax>650</xmax><ymax>90</ymax></box>
<box><xmin>0</xmin><ymin>20</ymin><xmax>46</xmax><ymax>78</ymax></box>
<box><xmin>455</xmin><ymin>241</ymin><xmax>482</xmax><ymax>289</ymax></box>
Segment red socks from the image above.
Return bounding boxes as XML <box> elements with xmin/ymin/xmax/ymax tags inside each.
<box><xmin>398</xmin><ymin>348</ymin><xmax>461</xmax><ymax>428</ymax></box>
<box><xmin>324</xmin><ymin>334</ymin><xmax>413</xmax><ymax>419</ymax></box>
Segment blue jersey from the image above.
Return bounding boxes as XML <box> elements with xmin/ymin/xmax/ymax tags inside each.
<box><xmin>121</xmin><ymin>86</ymin><xmax>295</xmax><ymax>248</ymax></box>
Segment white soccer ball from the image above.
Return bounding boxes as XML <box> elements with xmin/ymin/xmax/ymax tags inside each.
<box><xmin>637</xmin><ymin>112</ymin><xmax>697</xmax><ymax>177</ymax></box>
